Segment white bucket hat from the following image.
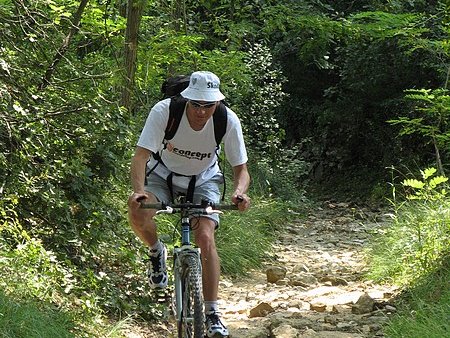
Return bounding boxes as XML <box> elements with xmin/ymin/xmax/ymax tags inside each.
<box><xmin>180</xmin><ymin>71</ymin><xmax>225</xmax><ymax>102</ymax></box>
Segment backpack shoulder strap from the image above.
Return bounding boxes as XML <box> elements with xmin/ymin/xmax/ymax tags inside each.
<box><xmin>212</xmin><ymin>102</ymin><xmax>228</xmax><ymax>202</ymax></box>
<box><xmin>166</xmin><ymin>95</ymin><xmax>187</xmax><ymax>140</ymax></box>
<box><xmin>212</xmin><ymin>102</ymin><xmax>228</xmax><ymax>146</ymax></box>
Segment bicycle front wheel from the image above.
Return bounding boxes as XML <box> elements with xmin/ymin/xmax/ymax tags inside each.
<box><xmin>178</xmin><ymin>255</ymin><xmax>204</xmax><ymax>338</ymax></box>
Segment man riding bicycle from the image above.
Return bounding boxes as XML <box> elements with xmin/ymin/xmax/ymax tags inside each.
<box><xmin>127</xmin><ymin>71</ymin><xmax>251</xmax><ymax>337</ymax></box>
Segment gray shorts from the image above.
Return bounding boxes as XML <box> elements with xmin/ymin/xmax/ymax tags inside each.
<box><xmin>144</xmin><ymin>171</ymin><xmax>224</xmax><ymax>225</ymax></box>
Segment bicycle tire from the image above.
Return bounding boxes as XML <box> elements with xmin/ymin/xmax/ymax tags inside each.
<box><xmin>178</xmin><ymin>255</ymin><xmax>204</xmax><ymax>338</ymax></box>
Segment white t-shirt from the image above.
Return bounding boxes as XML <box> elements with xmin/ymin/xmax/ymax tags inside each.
<box><xmin>137</xmin><ymin>98</ymin><xmax>248</xmax><ymax>188</ymax></box>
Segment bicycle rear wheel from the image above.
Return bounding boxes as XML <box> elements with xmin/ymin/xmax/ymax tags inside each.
<box><xmin>177</xmin><ymin>255</ymin><xmax>204</xmax><ymax>338</ymax></box>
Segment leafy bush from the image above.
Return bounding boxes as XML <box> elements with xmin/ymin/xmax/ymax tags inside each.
<box><xmin>389</xmin><ymin>89</ymin><xmax>450</xmax><ymax>173</ymax></box>
<box><xmin>239</xmin><ymin>43</ymin><xmax>288</xmax><ymax>154</ymax></box>
<box><xmin>367</xmin><ymin>168</ymin><xmax>450</xmax><ymax>284</ymax></box>
<box><xmin>367</xmin><ymin>166</ymin><xmax>450</xmax><ymax>338</ymax></box>
<box><xmin>249</xmin><ymin>148</ymin><xmax>310</xmax><ymax>202</ymax></box>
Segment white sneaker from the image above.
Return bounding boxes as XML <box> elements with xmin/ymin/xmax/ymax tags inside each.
<box><xmin>147</xmin><ymin>244</ymin><xmax>168</xmax><ymax>288</ymax></box>
<box><xmin>205</xmin><ymin>310</ymin><xmax>229</xmax><ymax>337</ymax></box>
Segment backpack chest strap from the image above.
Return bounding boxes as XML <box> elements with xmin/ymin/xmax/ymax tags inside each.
<box><xmin>166</xmin><ymin>172</ymin><xmax>196</xmax><ymax>203</ymax></box>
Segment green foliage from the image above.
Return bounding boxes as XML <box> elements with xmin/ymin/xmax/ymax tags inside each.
<box><xmin>349</xmin><ymin>11</ymin><xmax>428</xmax><ymax>41</ymax></box>
<box><xmin>383</xmin><ymin>257</ymin><xmax>450</xmax><ymax>338</ymax></box>
<box><xmin>248</xmin><ymin>148</ymin><xmax>310</xmax><ymax>202</ymax></box>
<box><xmin>0</xmin><ymin>225</ymin><xmax>94</xmax><ymax>337</ymax></box>
<box><xmin>1</xmin><ymin>0</ymin><xmax>162</xmax><ymax>329</ymax></box>
<box><xmin>395</xmin><ymin>88</ymin><xmax>450</xmax><ymax>134</ymax></box>
<box><xmin>367</xmin><ymin>168</ymin><xmax>450</xmax><ymax>284</ymax></box>
<box><xmin>0</xmin><ymin>290</ymin><xmax>76</xmax><ymax>338</ymax></box>
<box><xmin>239</xmin><ymin>43</ymin><xmax>288</xmax><ymax>153</ymax></box>
<box><xmin>367</xmin><ymin>167</ymin><xmax>449</xmax><ymax>338</ymax></box>
<box><xmin>216</xmin><ymin>196</ymin><xmax>293</xmax><ymax>276</ymax></box>
<box><xmin>0</xmin><ymin>192</ymin><xmax>164</xmax><ymax>334</ymax></box>
<box><xmin>389</xmin><ymin>89</ymin><xmax>450</xmax><ymax>171</ymax></box>
<box><xmin>262</xmin><ymin>4</ymin><xmax>449</xmax><ymax>185</ymax></box>
<box><xmin>402</xmin><ymin>167</ymin><xmax>448</xmax><ymax>200</ymax></box>
<box><xmin>261</xmin><ymin>5</ymin><xmax>343</xmax><ymax>68</ymax></box>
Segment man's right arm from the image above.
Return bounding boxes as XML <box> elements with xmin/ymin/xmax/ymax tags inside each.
<box><xmin>129</xmin><ymin>146</ymin><xmax>152</xmax><ymax>205</ymax></box>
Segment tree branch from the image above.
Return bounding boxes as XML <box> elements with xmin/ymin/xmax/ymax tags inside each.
<box><xmin>39</xmin><ymin>0</ymin><xmax>90</xmax><ymax>90</ymax></box>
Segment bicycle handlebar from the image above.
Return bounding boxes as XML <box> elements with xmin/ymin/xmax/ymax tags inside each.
<box><xmin>138</xmin><ymin>201</ymin><xmax>239</xmax><ymax>214</ymax></box>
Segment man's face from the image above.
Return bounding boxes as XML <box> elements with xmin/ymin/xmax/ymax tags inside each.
<box><xmin>187</xmin><ymin>100</ymin><xmax>217</xmax><ymax>126</ymax></box>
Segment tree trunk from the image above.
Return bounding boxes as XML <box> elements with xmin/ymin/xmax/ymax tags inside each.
<box><xmin>433</xmin><ymin>135</ymin><xmax>445</xmax><ymax>176</ymax></box>
<box><xmin>39</xmin><ymin>0</ymin><xmax>89</xmax><ymax>90</ymax></box>
<box><xmin>121</xmin><ymin>0</ymin><xmax>144</xmax><ymax>113</ymax></box>
<box><xmin>172</xmin><ymin>0</ymin><xmax>187</xmax><ymax>33</ymax></box>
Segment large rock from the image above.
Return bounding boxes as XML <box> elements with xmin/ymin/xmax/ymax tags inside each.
<box><xmin>266</xmin><ymin>266</ymin><xmax>287</xmax><ymax>283</ymax></box>
<box><xmin>229</xmin><ymin>326</ymin><xmax>271</xmax><ymax>338</ymax></box>
<box><xmin>352</xmin><ymin>292</ymin><xmax>375</xmax><ymax>314</ymax></box>
<box><xmin>288</xmin><ymin>273</ymin><xmax>318</xmax><ymax>287</ymax></box>
<box><xmin>319</xmin><ymin>276</ymin><xmax>348</xmax><ymax>286</ymax></box>
<box><xmin>310</xmin><ymin>302</ymin><xmax>327</xmax><ymax>312</ymax></box>
<box><xmin>249</xmin><ymin>302</ymin><xmax>275</xmax><ymax>318</ymax></box>
<box><xmin>272</xmin><ymin>324</ymin><xmax>300</xmax><ymax>338</ymax></box>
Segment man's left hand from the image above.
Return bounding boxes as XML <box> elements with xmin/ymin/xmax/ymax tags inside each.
<box><xmin>232</xmin><ymin>193</ymin><xmax>250</xmax><ymax>211</ymax></box>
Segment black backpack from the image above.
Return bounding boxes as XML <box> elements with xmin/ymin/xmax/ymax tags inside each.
<box><xmin>147</xmin><ymin>75</ymin><xmax>229</xmax><ymax>202</ymax></box>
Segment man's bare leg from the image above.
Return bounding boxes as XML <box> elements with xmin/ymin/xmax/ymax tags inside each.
<box><xmin>193</xmin><ymin>218</ymin><xmax>220</xmax><ymax>301</ymax></box>
<box><xmin>128</xmin><ymin>193</ymin><xmax>159</xmax><ymax>247</ymax></box>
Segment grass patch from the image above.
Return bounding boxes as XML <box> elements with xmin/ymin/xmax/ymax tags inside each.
<box><xmin>0</xmin><ymin>234</ymin><xmax>148</xmax><ymax>338</ymax></box>
<box><xmin>0</xmin><ymin>290</ymin><xmax>76</xmax><ymax>338</ymax></box>
<box><xmin>366</xmin><ymin>200</ymin><xmax>450</xmax><ymax>285</ymax></box>
<box><xmin>366</xmin><ymin>175</ymin><xmax>450</xmax><ymax>338</ymax></box>
<box><xmin>384</xmin><ymin>257</ymin><xmax>450</xmax><ymax>338</ymax></box>
<box><xmin>217</xmin><ymin>197</ymin><xmax>294</xmax><ymax>275</ymax></box>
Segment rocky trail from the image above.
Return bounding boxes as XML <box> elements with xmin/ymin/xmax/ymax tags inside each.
<box><xmin>125</xmin><ymin>201</ymin><xmax>399</xmax><ymax>338</ymax></box>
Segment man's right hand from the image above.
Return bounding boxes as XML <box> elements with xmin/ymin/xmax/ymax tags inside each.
<box><xmin>128</xmin><ymin>192</ymin><xmax>148</xmax><ymax>209</ymax></box>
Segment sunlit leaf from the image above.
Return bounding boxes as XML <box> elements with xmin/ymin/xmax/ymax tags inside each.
<box><xmin>428</xmin><ymin>176</ymin><xmax>448</xmax><ymax>189</ymax></box>
<box><xmin>421</xmin><ymin>167</ymin><xmax>437</xmax><ymax>180</ymax></box>
<box><xmin>402</xmin><ymin>179</ymin><xmax>425</xmax><ymax>189</ymax></box>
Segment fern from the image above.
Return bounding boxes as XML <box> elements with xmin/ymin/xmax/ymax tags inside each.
<box><xmin>402</xmin><ymin>168</ymin><xmax>448</xmax><ymax>200</ymax></box>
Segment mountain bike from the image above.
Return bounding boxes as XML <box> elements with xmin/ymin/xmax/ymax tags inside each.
<box><xmin>140</xmin><ymin>196</ymin><xmax>238</xmax><ymax>338</ymax></box>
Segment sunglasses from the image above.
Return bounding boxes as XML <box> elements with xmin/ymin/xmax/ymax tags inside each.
<box><xmin>189</xmin><ymin>100</ymin><xmax>216</xmax><ymax>109</ymax></box>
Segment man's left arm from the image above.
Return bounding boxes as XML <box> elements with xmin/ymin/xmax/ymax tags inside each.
<box><xmin>232</xmin><ymin>163</ymin><xmax>251</xmax><ymax>211</ymax></box>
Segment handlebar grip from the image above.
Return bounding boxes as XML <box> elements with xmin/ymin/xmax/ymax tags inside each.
<box><xmin>139</xmin><ymin>202</ymin><xmax>165</xmax><ymax>209</ymax></box>
<box><xmin>211</xmin><ymin>204</ymin><xmax>239</xmax><ymax>211</ymax></box>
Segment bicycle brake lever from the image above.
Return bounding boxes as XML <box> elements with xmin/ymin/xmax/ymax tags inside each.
<box><xmin>156</xmin><ymin>206</ymin><xmax>174</xmax><ymax>215</ymax></box>
<box><xmin>205</xmin><ymin>206</ymin><xmax>223</xmax><ymax>215</ymax></box>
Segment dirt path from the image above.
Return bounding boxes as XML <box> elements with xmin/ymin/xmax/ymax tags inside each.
<box><xmin>124</xmin><ymin>201</ymin><xmax>398</xmax><ymax>338</ymax></box>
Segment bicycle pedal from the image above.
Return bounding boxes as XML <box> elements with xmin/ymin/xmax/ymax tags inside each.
<box><xmin>151</xmin><ymin>289</ymin><xmax>171</xmax><ymax>303</ymax></box>
<box><xmin>153</xmin><ymin>288</ymin><xmax>173</xmax><ymax>304</ymax></box>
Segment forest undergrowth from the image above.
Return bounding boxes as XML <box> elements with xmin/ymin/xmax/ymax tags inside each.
<box><xmin>365</xmin><ymin>168</ymin><xmax>450</xmax><ymax>338</ymax></box>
